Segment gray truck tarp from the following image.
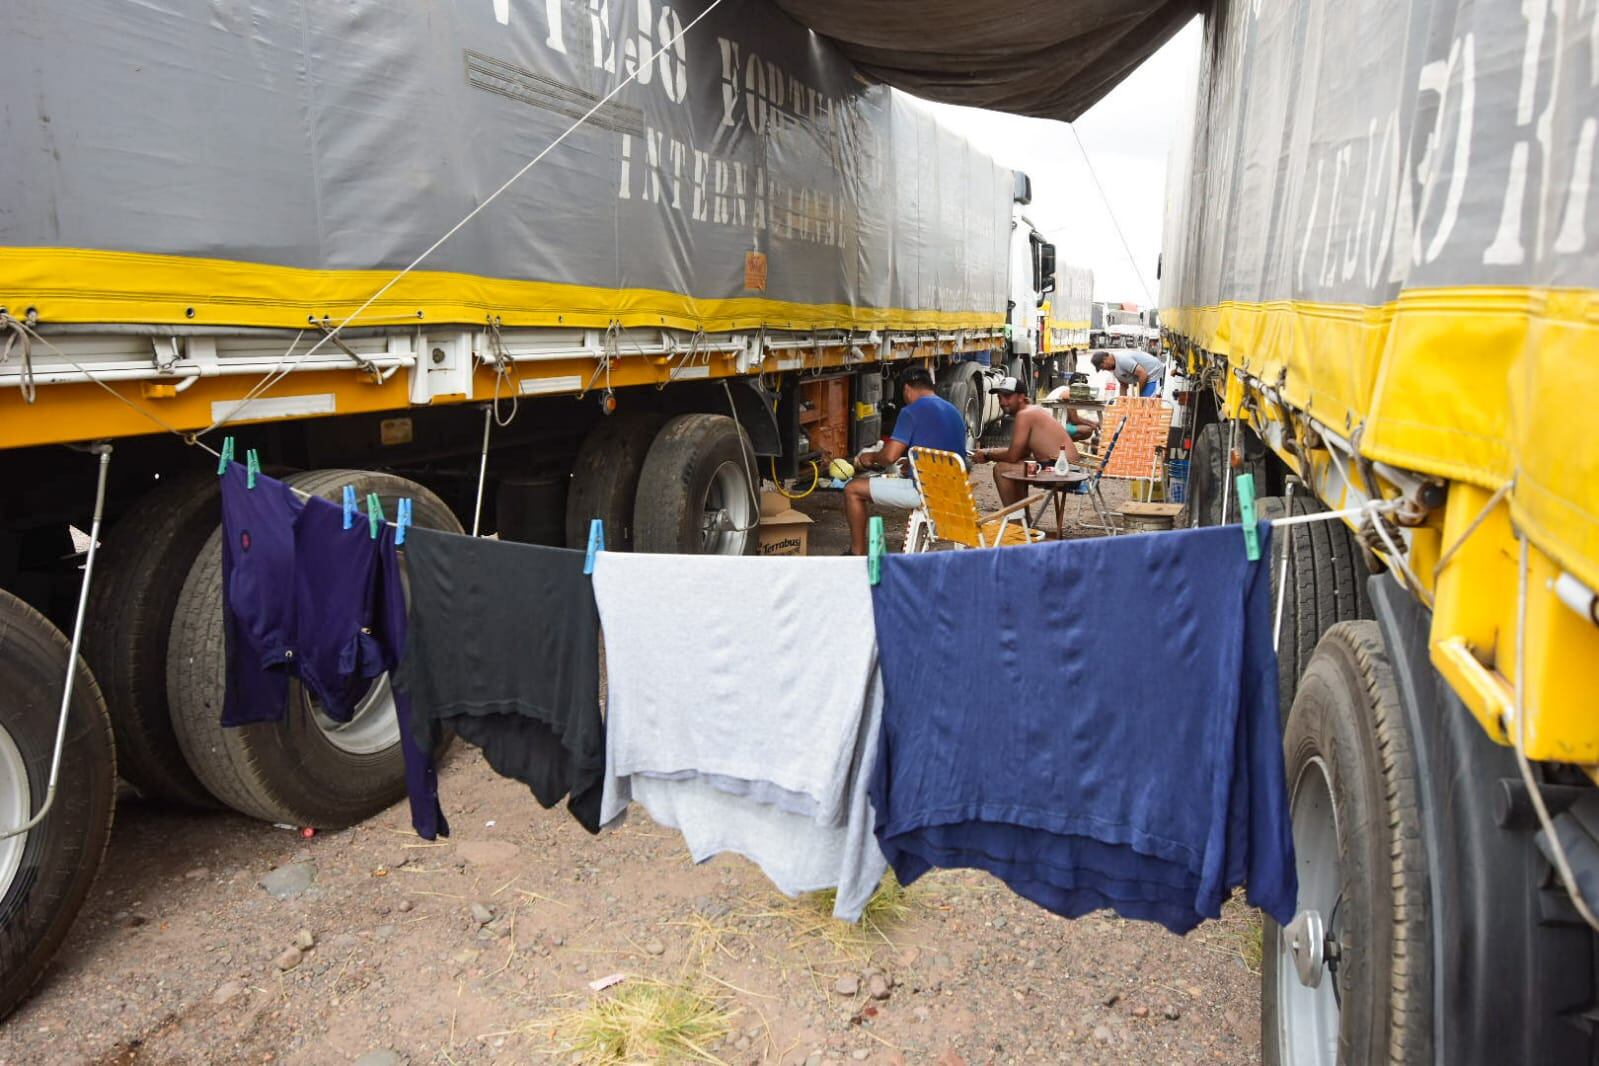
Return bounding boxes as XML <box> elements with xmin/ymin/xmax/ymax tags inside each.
<box><xmin>0</xmin><ymin>0</ymin><xmax>1018</xmax><ymax>335</ymax></box>
<box><xmin>1161</xmin><ymin>0</ymin><xmax>1599</xmax><ymax>596</ymax></box>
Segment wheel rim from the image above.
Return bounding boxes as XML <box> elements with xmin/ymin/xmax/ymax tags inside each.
<box><xmin>1278</xmin><ymin>755</ymin><xmax>1341</xmax><ymax>1066</ymax></box>
<box><xmin>700</xmin><ymin>460</ymin><xmax>753</xmax><ymax>555</ymax></box>
<box><xmin>307</xmin><ymin>675</ymin><xmax>401</xmax><ymax>756</ymax></box>
<box><xmin>963</xmin><ymin>390</ymin><xmax>981</xmax><ymax>451</ymax></box>
<box><xmin>0</xmin><ymin>721</ymin><xmax>31</xmax><ymax>898</ymax></box>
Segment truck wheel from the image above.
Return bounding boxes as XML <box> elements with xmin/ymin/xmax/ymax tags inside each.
<box><xmin>939</xmin><ymin>375</ymin><xmax>982</xmax><ymax>451</ymax></box>
<box><xmin>0</xmin><ymin>589</ymin><xmax>116</xmax><ymax>1021</ymax></box>
<box><xmin>82</xmin><ymin>470</ymin><xmax>221</xmax><ymax>807</ymax></box>
<box><xmin>165</xmin><ymin>471</ymin><xmax>461</xmax><ymax>827</ymax></box>
<box><xmin>1187</xmin><ymin>422</ymin><xmax>1226</xmax><ymax>526</ymax></box>
<box><xmin>1262</xmin><ymin>622</ymin><xmax>1431</xmax><ymax>1066</ymax></box>
<box><xmin>1258</xmin><ymin>494</ymin><xmax>1377</xmax><ymax>718</ymax></box>
<box><xmin>633</xmin><ymin>414</ymin><xmax>758</xmax><ymax>555</ymax></box>
<box><xmin>564</xmin><ymin>413</ymin><xmax>667</xmax><ymax>552</ymax></box>
<box><xmin>978</xmin><ymin>417</ymin><xmax>1014</xmax><ymax>450</ymax></box>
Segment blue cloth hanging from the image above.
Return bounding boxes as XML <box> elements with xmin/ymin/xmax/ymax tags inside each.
<box><xmin>219</xmin><ymin>464</ymin><xmax>447</xmax><ymax>841</ymax></box>
<box><xmin>866</xmin><ymin>523</ymin><xmax>1295</xmax><ymax>933</ymax></box>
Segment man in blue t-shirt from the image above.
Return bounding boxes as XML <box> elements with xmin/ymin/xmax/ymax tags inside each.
<box><xmin>844</xmin><ymin>366</ymin><xmax>968</xmax><ymax>554</ymax></box>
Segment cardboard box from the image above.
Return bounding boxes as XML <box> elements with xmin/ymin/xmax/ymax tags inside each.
<box><xmin>759</xmin><ymin>489</ymin><xmax>790</xmax><ymax>518</ymax></box>
<box><xmin>757</xmin><ymin>509</ymin><xmax>813</xmax><ymax>556</ymax></box>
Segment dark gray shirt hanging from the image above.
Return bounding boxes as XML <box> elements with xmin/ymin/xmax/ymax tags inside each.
<box><xmin>395</xmin><ymin>527</ymin><xmax>604</xmax><ymax>833</ymax></box>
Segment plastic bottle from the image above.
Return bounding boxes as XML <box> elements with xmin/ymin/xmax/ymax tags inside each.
<box><xmin>1054</xmin><ymin>445</ymin><xmax>1070</xmax><ymax>475</ymax></box>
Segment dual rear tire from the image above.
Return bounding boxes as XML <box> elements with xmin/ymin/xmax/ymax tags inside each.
<box><xmin>567</xmin><ymin>412</ymin><xmax>758</xmax><ymax>556</ymax></box>
<box><xmin>165</xmin><ymin>469</ymin><xmax>460</xmax><ymax>827</ymax></box>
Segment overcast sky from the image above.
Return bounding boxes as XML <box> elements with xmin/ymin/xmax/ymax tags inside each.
<box><xmin>923</xmin><ymin>17</ymin><xmax>1202</xmax><ymax>309</ymax></box>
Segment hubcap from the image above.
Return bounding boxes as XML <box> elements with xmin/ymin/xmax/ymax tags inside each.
<box><xmin>1284</xmin><ymin>908</ymin><xmax>1327</xmax><ymax>988</ymax></box>
<box><xmin>700</xmin><ymin>460</ymin><xmax>754</xmax><ymax>555</ymax></box>
<box><xmin>1278</xmin><ymin>756</ymin><xmax>1341</xmax><ymax>1066</ymax></box>
<box><xmin>307</xmin><ymin>674</ymin><xmax>401</xmax><ymax>756</ymax></box>
<box><xmin>0</xmin><ymin>721</ymin><xmax>31</xmax><ymax>898</ymax></box>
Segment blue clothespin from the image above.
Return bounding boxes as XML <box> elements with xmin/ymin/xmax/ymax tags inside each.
<box><xmin>342</xmin><ymin>485</ymin><xmax>358</xmax><ymax>530</ymax></box>
<box><xmin>868</xmin><ymin>516</ymin><xmax>885</xmax><ymax>585</ymax></box>
<box><xmin>366</xmin><ymin>492</ymin><xmax>385</xmax><ymax>540</ymax></box>
<box><xmin>216</xmin><ymin>436</ymin><xmax>235</xmax><ymax>475</ymax></box>
<box><xmin>245</xmin><ymin>448</ymin><xmax>260</xmax><ymax>489</ymax></box>
<box><xmin>1237</xmin><ymin>472</ymin><xmax>1260</xmax><ymax>561</ymax></box>
<box><xmin>583</xmin><ymin>518</ymin><xmax>604</xmax><ymax>575</ymax></box>
<box><xmin>395</xmin><ymin>497</ymin><xmax>412</xmax><ymax>545</ymax></box>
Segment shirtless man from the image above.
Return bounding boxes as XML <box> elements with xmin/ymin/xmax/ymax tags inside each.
<box><xmin>971</xmin><ymin>377</ymin><xmax>1077</xmax><ymax>506</ymax></box>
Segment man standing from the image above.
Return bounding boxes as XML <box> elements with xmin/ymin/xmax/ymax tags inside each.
<box><xmin>1092</xmin><ymin>349</ymin><xmax>1166</xmax><ymax>397</ymax></box>
<box><xmin>971</xmin><ymin>377</ymin><xmax>1077</xmax><ymax>506</ymax></box>
<box><xmin>844</xmin><ymin>366</ymin><xmax>966</xmax><ymax>555</ymax></box>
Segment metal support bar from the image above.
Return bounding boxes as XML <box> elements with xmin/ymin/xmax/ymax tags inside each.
<box><xmin>0</xmin><ymin>442</ymin><xmax>112</xmax><ymax>841</ymax></box>
<box><xmin>471</xmin><ymin>405</ymin><xmax>492</xmax><ymax>537</ymax></box>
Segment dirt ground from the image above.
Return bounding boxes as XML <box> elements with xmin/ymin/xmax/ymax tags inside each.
<box><xmin>0</xmin><ymin>466</ymin><xmax>1265</xmax><ymax>1066</ymax></box>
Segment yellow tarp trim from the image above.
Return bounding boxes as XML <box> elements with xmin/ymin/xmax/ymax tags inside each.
<box><xmin>1165</xmin><ymin>286</ymin><xmax>1599</xmax><ymax>592</ymax></box>
<box><xmin>0</xmin><ymin>247</ymin><xmax>1003</xmax><ymax>334</ymax></box>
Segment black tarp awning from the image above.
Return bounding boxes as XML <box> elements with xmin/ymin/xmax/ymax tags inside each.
<box><xmin>771</xmin><ymin>0</ymin><xmax>1199</xmax><ymax>121</ymax></box>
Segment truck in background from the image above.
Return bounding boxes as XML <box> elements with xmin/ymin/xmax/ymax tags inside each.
<box><xmin>1163</xmin><ymin>0</ymin><xmax>1599</xmax><ymax>1062</ymax></box>
<box><xmin>0</xmin><ymin>0</ymin><xmax>1056</xmax><ymax>1018</ymax></box>
<box><xmin>1041</xmin><ymin>263</ymin><xmax>1095</xmax><ymax>389</ymax></box>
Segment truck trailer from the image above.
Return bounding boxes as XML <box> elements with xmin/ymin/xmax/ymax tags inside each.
<box><xmin>0</xmin><ymin>0</ymin><xmax>1060</xmax><ymax>1016</ymax></box>
<box><xmin>1163</xmin><ymin>0</ymin><xmax>1599</xmax><ymax>1062</ymax></box>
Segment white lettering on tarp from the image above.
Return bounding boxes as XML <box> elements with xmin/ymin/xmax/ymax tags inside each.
<box><xmin>1297</xmin><ymin>157</ymin><xmax>1324</xmax><ymax>293</ymax></box>
<box><xmin>1412</xmin><ymin>34</ymin><xmax>1475</xmax><ymax>266</ymax></box>
<box><xmin>616</xmin><ymin>123</ymin><xmax>847</xmax><ymax>249</ymax></box>
<box><xmin>655</xmin><ymin>5</ymin><xmax>688</xmax><ymax>103</ymax></box>
<box><xmin>1364</xmin><ymin>110</ymin><xmax>1402</xmax><ymax>288</ymax></box>
<box><xmin>1484</xmin><ymin>0</ymin><xmax>1599</xmax><ymax>262</ymax></box>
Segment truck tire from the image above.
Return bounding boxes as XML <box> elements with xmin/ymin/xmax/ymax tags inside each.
<box><xmin>633</xmin><ymin>414</ymin><xmax>758</xmax><ymax>556</ymax></box>
<box><xmin>1262</xmin><ymin>622</ymin><xmax>1431</xmax><ymax>1066</ymax></box>
<box><xmin>939</xmin><ymin>375</ymin><xmax>982</xmax><ymax>451</ymax></box>
<box><xmin>165</xmin><ymin>470</ymin><xmax>461</xmax><ymax>827</ymax></box>
<box><xmin>564</xmin><ymin>413</ymin><xmax>667</xmax><ymax>552</ymax></box>
<box><xmin>81</xmin><ymin>470</ymin><xmax>220</xmax><ymax>807</ymax></box>
<box><xmin>1187</xmin><ymin>422</ymin><xmax>1227</xmax><ymax>527</ymax></box>
<box><xmin>0</xmin><ymin>590</ymin><xmax>116</xmax><ymax>1022</ymax></box>
<box><xmin>1257</xmin><ymin>493</ymin><xmax>1377</xmax><ymax>718</ymax></box>
<box><xmin>978</xmin><ymin>416</ymin><xmax>1014</xmax><ymax>451</ymax></box>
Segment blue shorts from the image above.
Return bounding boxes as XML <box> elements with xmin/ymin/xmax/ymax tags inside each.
<box><xmin>1141</xmin><ymin>378</ymin><xmax>1162</xmax><ymax>398</ymax></box>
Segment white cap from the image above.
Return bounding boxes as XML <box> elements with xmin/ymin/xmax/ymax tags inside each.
<box><xmin>992</xmin><ymin>376</ymin><xmax>1022</xmax><ymax>395</ymax></box>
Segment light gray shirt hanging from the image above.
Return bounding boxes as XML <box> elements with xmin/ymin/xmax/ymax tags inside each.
<box><xmin>593</xmin><ymin>553</ymin><xmax>887</xmax><ymax>921</ymax></box>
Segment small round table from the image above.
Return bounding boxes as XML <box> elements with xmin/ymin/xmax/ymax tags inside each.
<box><xmin>1000</xmin><ymin>469</ymin><xmax>1090</xmax><ymax>539</ymax></box>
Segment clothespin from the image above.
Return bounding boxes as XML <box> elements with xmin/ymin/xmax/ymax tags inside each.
<box><xmin>366</xmin><ymin>492</ymin><xmax>385</xmax><ymax>540</ymax></box>
<box><xmin>583</xmin><ymin>518</ymin><xmax>604</xmax><ymax>575</ymax></box>
<box><xmin>216</xmin><ymin>436</ymin><xmax>235</xmax><ymax>475</ymax></box>
<box><xmin>342</xmin><ymin>485</ymin><xmax>358</xmax><ymax>530</ymax></box>
<box><xmin>1236</xmin><ymin>472</ymin><xmax>1260</xmax><ymax>561</ymax></box>
<box><xmin>245</xmin><ymin>448</ymin><xmax>260</xmax><ymax>489</ymax></box>
<box><xmin>395</xmin><ymin>498</ymin><xmax>412</xmax><ymax>545</ymax></box>
<box><xmin>868</xmin><ymin>516</ymin><xmax>885</xmax><ymax>585</ymax></box>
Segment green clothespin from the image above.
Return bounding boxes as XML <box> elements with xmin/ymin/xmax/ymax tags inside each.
<box><xmin>216</xmin><ymin>436</ymin><xmax>235</xmax><ymax>475</ymax></box>
<box><xmin>366</xmin><ymin>492</ymin><xmax>385</xmax><ymax>540</ymax></box>
<box><xmin>583</xmin><ymin>518</ymin><xmax>604</xmax><ymax>575</ymax></box>
<box><xmin>1237</xmin><ymin>472</ymin><xmax>1260</xmax><ymax>561</ymax></box>
<box><xmin>245</xmin><ymin>448</ymin><xmax>260</xmax><ymax>489</ymax></box>
<box><xmin>868</xmin><ymin>515</ymin><xmax>885</xmax><ymax>585</ymax></box>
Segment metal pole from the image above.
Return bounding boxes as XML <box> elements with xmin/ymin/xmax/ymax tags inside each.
<box><xmin>0</xmin><ymin>443</ymin><xmax>112</xmax><ymax>841</ymax></box>
<box><xmin>471</xmin><ymin>404</ymin><xmax>492</xmax><ymax>537</ymax></box>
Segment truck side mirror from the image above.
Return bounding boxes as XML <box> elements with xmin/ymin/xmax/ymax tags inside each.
<box><xmin>1040</xmin><ymin>243</ymin><xmax>1057</xmax><ymax>294</ymax></box>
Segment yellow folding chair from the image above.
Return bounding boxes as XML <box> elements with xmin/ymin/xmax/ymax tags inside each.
<box><xmin>905</xmin><ymin>447</ymin><xmax>1048</xmax><ymax>551</ymax></box>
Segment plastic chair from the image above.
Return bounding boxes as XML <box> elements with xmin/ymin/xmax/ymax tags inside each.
<box><xmin>904</xmin><ymin>447</ymin><xmax>1048</xmax><ymax>551</ymax></box>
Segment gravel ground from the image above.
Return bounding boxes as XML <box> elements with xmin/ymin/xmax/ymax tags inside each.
<box><xmin>0</xmin><ymin>466</ymin><xmax>1264</xmax><ymax>1066</ymax></box>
